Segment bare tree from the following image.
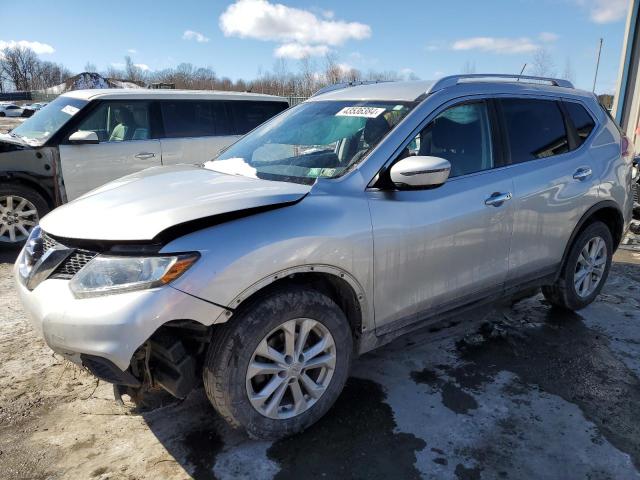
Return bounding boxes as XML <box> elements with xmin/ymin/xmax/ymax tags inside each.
<box><xmin>0</xmin><ymin>46</ymin><xmax>70</xmax><ymax>91</ymax></box>
<box><xmin>323</xmin><ymin>53</ymin><xmax>343</xmax><ymax>85</ymax></box>
<box><xmin>530</xmin><ymin>48</ymin><xmax>556</xmax><ymax>77</ymax></box>
<box><xmin>462</xmin><ymin>61</ymin><xmax>476</xmax><ymax>74</ymax></box>
<box><xmin>84</xmin><ymin>62</ymin><xmax>97</xmax><ymax>73</ymax></box>
<box><xmin>0</xmin><ymin>46</ymin><xmax>39</xmax><ymax>90</ymax></box>
<box><xmin>562</xmin><ymin>57</ymin><xmax>575</xmax><ymax>83</ymax></box>
<box><xmin>298</xmin><ymin>56</ymin><xmax>317</xmax><ymax>96</ymax></box>
<box><xmin>124</xmin><ymin>55</ymin><xmax>145</xmax><ymax>83</ymax></box>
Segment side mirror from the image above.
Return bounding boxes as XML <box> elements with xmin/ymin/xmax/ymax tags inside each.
<box><xmin>389</xmin><ymin>155</ymin><xmax>451</xmax><ymax>188</ymax></box>
<box><xmin>68</xmin><ymin>130</ymin><xmax>99</xmax><ymax>145</ymax></box>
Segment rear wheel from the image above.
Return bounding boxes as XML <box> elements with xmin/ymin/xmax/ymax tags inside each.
<box><xmin>542</xmin><ymin>221</ymin><xmax>612</xmax><ymax>310</ymax></box>
<box><xmin>0</xmin><ymin>185</ymin><xmax>49</xmax><ymax>244</ymax></box>
<box><xmin>203</xmin><ymin>287</ymin><xmax>353</xmax><ymax>439</ymax></box>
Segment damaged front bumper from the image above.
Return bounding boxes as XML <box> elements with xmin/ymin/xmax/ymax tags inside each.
<box><xmin>13</xmin><ymin>252</ymin><xmax>227</xmax><ymax>375</ymax></box>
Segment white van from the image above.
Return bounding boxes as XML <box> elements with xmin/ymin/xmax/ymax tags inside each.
<box><xmin>0</xmin><ymin>89</ymin><xmax>288</xmax><ymax>243</ymax></box>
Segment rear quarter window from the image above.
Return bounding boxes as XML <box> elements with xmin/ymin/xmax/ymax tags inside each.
<box><xmin>228</xmin><ymin>101</ymin><xmax>288</xmax><ymax>135</ymax></box>
<box><xmin>564</xmin><ymin>101</ymin><xmax>596</xmax><ymax>147</ymax></box>
<box><xmin>499</xmin><ymin>98</ymin><xmax>570</xmax><ymax>163</ymax></box>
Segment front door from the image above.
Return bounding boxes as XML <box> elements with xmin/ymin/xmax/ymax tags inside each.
<box><xmin>368</xmin><ymin>100</ymin><xmax>515</xmax><ymax>331</ymax></box>
<box><xmin>59</xmin><ymin>100</ymin><xmax>162</xmax><ymax>200</ymax></box>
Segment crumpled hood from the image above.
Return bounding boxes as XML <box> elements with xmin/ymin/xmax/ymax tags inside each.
<box><xmin>0</xmin><ymin>134</ymin><xmax>33</xmax><ymax>152</ymax></box>
<box><xmin>40</xmin><ymin>164</ymin><xmax>311</xmax><ymax>241</ymax></box>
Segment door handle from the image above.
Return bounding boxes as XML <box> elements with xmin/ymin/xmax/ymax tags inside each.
<box><xmin>573</xmin><ymin>167</ymin><xmax>592</xmax><ymax>181</ymax></box>
<box><xmin>135</xmin><ymin>152</ymin><xmax>156</xmax><ymax>160</ymax></box>
<box><xmin>485</xmin><ymin>192</ymin><xmax>512</xmax><ymax>207</ymax></box>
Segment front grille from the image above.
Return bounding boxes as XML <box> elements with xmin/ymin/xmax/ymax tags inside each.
<box><xmin>39</xmin><ymin>232</ymin><xmax>98</xmax><ymax>280</ymax></box>
<box><xmin>51</xmin><ymin>250</ymin><xmax>96</xmax><ymax>279</ymax></box>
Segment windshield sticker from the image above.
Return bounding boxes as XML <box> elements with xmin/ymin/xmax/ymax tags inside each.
<box><xmin>61</xmin><ymin>105</ymin><xmax>80</xmax><ymax>116</ymax></box>
<box><xmin>336</xmin><ymin>106</ymin><xmax>386</xmax><ymax>118</ymax></box>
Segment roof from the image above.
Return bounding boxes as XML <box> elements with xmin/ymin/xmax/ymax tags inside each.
<box><xmin>308</xmin><ymin>75</ymin><xmax>591</xmax><ymax>103</ymax></box>
<box><xmin>61</xmin><ymin>88</ymin><xmax>287</xmax><ymax>102</ymax></box>
<box><xmin>309</xmin><ymin>80</ymin><xmax>435</xmax><ymax>102</ymax></box>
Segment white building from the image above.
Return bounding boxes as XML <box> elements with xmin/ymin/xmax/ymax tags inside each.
<box><xmin>613</xmin><ymin>0</ymin><xmax>640</xmax><ymax>152</ymax></box>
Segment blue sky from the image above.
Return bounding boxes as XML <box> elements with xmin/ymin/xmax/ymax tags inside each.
<box><xmin>0</xmin><ymin>0</ymin><xmax>630</xmax><ymax>93</ymax></box>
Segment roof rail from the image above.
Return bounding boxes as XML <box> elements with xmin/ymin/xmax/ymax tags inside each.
<box><xmin>311</xmin><ymin>80</ymin><xmax>390</xmax><ymax>97</ymax></box>
<box><xmin>429</xmin><ymin>74</ymin><xmax>574</xmax><ymax>92</ymax></box>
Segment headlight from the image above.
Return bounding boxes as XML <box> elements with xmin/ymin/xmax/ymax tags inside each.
<box><xmin>69</xmin><ymin>253</ymin><xmax>199</xmax><ymax>298</ymax></box>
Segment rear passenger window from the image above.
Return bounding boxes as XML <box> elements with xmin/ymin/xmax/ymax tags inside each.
<box><xmin>229</xmin><ymin>101</ymin><xmax>288</xmax><ymax>135</ymax></box>
<box><xmin>160</xmin><ymin>101</ymin><xmax>232</xmax><ymax>138</ymax></box>
<box><xmin>564</xmin><ymin>102</ymin><xmax>595</xmax><ymax>146</ymax></box>
<box><xmin>500</xmin><ymin>99</ymin><xmax>569</xmax><ymax>162</ymax></box>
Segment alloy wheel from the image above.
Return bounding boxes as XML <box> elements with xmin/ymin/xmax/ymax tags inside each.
<box><xmin>0</xmin><ymin>195</ymin><xmax>39</xmax><ymax>243</ymax></box>
<box><xmin>574</xmin><ymin>236</ymin><xmax>607</xmax><ymax>298</ymax></box>
<box><xmin>246</xmin><ymin>318</ymin><xmax>336</xmax><ymax>420</ymax></box>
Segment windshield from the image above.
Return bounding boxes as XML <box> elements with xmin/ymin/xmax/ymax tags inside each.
<box><xmin>11</xmin><ymin>96</ymin><xmax>88</xmax><ymax>145</ymax></box>
<box><xmin>206</xmin><ymin>100</ymin><xmax>413</xmax><ymax>184</ymax></box>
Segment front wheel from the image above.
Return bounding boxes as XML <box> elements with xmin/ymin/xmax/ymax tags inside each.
<box><xmin>542</xmin><ymin>221</ymin><xmax>613</xmax><ymax>310</ymax></box>
<box><xmin>0</xmin><ymin>185</ymin><xmax>49</xmax><ymax>245</ymax></box>
<box><xmin>203</xmin><ymin>287</ymin><xmax>353</xmax><ymax>439</ymax></box>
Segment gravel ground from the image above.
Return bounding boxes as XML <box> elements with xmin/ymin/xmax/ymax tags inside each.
<box><xmin>2</xmin><ymin>239</ymin><xmax>640</xmax><ymax>480</ymax></box>
<box><xmin>0</xmin><ymin>116</ymin><xmax>25</xmax><ymax>132</ymax></box>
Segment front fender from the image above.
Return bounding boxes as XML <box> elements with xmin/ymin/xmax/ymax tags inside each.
<box><xmin>161</xmin><ymin>190</ymin><xmax>375</xmax><ymax>329</ymax></box>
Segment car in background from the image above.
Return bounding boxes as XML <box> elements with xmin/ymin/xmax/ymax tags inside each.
<box><xmin>0</xmin><ymin>104</ymin><xmax>24</xmax><ymax>117</ymax></box>
<box><xmin>0</xmin><ymin>89</ymin><xmax>289</xmax><ymax>243</ymax></box>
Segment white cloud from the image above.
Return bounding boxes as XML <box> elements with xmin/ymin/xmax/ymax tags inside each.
<box><xmin>219</xmin><ymin>0</ymin><xmax>371</xmax><ymax>46</ymax></box>
<box><xmin>577</xmin><ymin>0</ymin><xmax>628</xmax><ymax>23</ymax></box>
<box><xmin>274</xmin><ymin>43</ymin><xmax>330</xmax><ymax>59</ymax></box>
<box><xmin>127</xmin><ymin>48</ymin><xmax>137</xmax><ymax>54</ymax></box>
<box><xmin>452</xmin><ymin>36</ymin><xmax>539</xmax><ymax>54</ymax></box>
<box><xmin>134</xmin><ymin>63</ymin><xmax>151</xmax><ymax>71</ymax></box>
<box><xmin>182</xmin><ymin>30</ymin><xmax>210</xmax><ymax>43</ymax></box>
<box><xmin>0</xmin><ymin>40</ymin><xmax>55</xmax><ymax>55</ymax></box>
<box><xmin>539</xmin><ymin>32</ymin><xmax>559</xmax><ymax>42</ymax></box>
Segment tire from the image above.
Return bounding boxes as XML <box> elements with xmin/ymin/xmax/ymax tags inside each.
<box><xmin>0</xmin><ymin>112</ymin><xmax>5</xmax><ymax>117</ymax></box>
<box><xmin>203</xmin><ymin>286</ymin><xmax>353</xmax><ymax>439</ymax></box>
<box><xmin>0</xmin><ymin>185</ymin><xmax>49</xmax><ymax>245</ymax></box>
<box><xmin>542</xmin><ymin>221</ymin><xmax>613</xmax><ymax>310</ymax></box>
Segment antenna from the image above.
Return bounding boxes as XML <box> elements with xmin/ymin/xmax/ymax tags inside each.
<box><xmin>518</xmin><ymin>63</ymin><xmax>527</xmax><ymax>82</ymax></box>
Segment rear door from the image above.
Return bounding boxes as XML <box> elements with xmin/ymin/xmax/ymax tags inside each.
<box><xmin>498</xmin><ymin>97</ymin><xmax>599</xmax><ymax>283</ymax></box>
<box><xmin>58</xmin><ymin>100</ymin><xmax>161</xmax><ymax>200</ymax></box>
<box><xmin>158</xmin><ymin>100</ymin><xmax>239</xmax><ymax>165</ymax></box>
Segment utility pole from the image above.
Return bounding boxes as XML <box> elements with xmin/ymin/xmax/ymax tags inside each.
<box><xmin>593</xmin><ymin>38</ymin><xmax>603</xmax><ymax>92</ymax></box>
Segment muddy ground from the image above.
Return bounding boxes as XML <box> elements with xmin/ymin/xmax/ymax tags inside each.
<box><xmin>2</xmin><ymin>240</ymin><xmax>640</xmax><ymax>479</ymax></box>
<box><xmin>0</xmin><ymin>116</ymin><xmax>25</xmax><ymax>133</ymax></box>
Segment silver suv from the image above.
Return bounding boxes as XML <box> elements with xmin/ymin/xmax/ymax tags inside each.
<box><xmin>14</xmin><ymin>75</ymin><xmax>634</xmax><ymax>438</ymax></box>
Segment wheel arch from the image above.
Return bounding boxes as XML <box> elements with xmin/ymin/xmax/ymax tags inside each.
<box><xmin>0</xmin><ymin>173</ymin><xmax>55</xmax><ymax>209</ymax></box>
<box><xmin>219</xmin><ymin>265</ymin><xmax>369</xmax><ymax>345</ymax></box>
<box><xmin>557</xmin><ymin>200</ymin><xmax>624</xmax><ymax>279</ymax></box>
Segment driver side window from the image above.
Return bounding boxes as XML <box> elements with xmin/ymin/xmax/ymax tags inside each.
<box><xmin>73</xmin><ymin>101</ymin><xmax>151</xmax><ymax>143</ymax></box>
<box><xmin>407</xmin><ymin>101</ymin><xmax>494</xmax><ymax>178</ymax></box>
